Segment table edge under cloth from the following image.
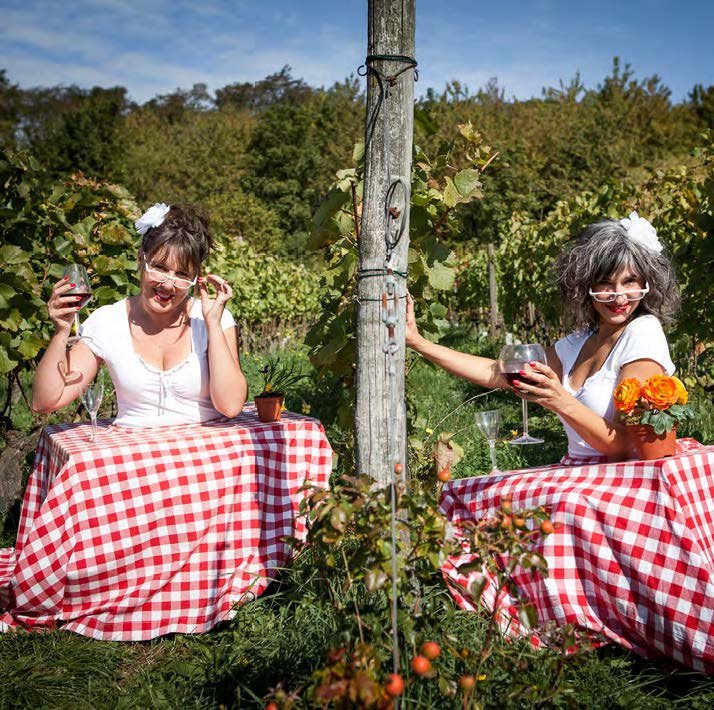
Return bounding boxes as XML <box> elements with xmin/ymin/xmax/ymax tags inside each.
<box><xmin>0</xmin><ymin>408</ymin><xmax>332</xmax><ymax>640</ymax></box>
<box><xmin>439</xmin><ymin>441</ymin><xmax>714</xmax><ymax>673</ymax></box>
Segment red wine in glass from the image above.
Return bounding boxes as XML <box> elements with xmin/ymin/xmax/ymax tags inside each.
<box><xmin>498</xmin><ymin>343</ymin><xmax>547</xmax><ymax>445</ymax></box>
<box><xmin>501</xmin><ymin>370</ymin><xmax>540</xmax><ymax>388</ymax></box>
<box><xmin>73</xmin><ymin>293</ymin><xmax>92</xmax><ymax>309</ymax></box>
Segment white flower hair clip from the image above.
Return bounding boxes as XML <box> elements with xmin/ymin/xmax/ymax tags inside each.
<box><xmin>135</xmin><ymin>203</ymin><xmax>171</xmax><ymax>235</ymax></box>
<box><xmin>619</xmin><ymin>211</ymin><xmax>663</xmax><ymax>254</ymax></box>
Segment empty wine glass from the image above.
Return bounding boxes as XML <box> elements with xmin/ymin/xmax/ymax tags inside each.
<box><xmin>499</xmin><ymin>343</ymin><xmax>547</xmax><ymax>445</ymax></box>
<box><xmin>62</xmin><ymin>264</ymin><xmax>92</xmax><ymax>348</ymax></box>
<box><xmin>82</xmin><ymin>380</ymin><xmax>104</xmax><ymax>442</ymax></box>
<box><xmin>475</xmin><ymin>409</ymin><xmax>501</xmax><ymax>473</ymax></box>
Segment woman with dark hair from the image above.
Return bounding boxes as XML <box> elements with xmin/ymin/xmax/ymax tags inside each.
<box><xmin>406</xmin><ymin>212</ymin><xmax>679</xmax><ymax>461</ymax></box>
<box><xmin>33</xmin><ymin>203</ymin><xmax>247</xmax><ymax>424</ymax></box>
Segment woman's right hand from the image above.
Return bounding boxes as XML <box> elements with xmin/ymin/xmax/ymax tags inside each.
<box><xmin>48</xmin><ymin>276</ymin><xmax>80</xmax><ymax>334</ymax></box>
<box><xmin>405</xmin><ymin>292</ymin><xmax>421</xmax><ymax>349</ymax></box>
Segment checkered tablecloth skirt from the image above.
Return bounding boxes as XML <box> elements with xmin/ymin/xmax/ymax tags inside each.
<box><xmin>0</xmin><ymin>406</ymin><xmax>332</xmax><ymax>640</ymax></box>
<box><xmin>440</xmin><ymin>440</ymin><xmax>714</xmax><ymax>673</ymax></box>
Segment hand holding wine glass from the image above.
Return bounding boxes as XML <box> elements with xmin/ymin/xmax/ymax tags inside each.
<box><xmin>82</xmin><ymin>380</ymin><xmax>104</xmax><ymax>442</ymax></box>
<box><xmin>60</xmin><ymin>264</ymin><xmax>93</xmax><ymax>348</ymax></box>
<box><xmin>474</xmin><ymin>409</ymin><xmax>501</xmax><ymax>473</ymax></box>
<box><xmin>499</xmin><ymin>343</ymin><xmax>547</xmax><ymax>445</ymax></box>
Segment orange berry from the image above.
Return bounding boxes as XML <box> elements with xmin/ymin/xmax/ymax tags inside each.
<box><xmin>394</xmin><ymin>462</ymin><xmax>404</xmax><ymax>474</ymax></box>
<box><xmin>513</xmin><ymin>516</ymin><xmax>526</xmax><ymax>528</ymax></box>
<box><xmin>500</xmin><ymin>499</ymin><xmax>513</xmax><ymax>514</ymax></box>
<box><xmin>500</xmin><ymin>514</ymin><xmax>513</xmax><ymax>529</ymax></box>
<box><xmin>421</xmin><ymin>640</ymin><xmax>441</xmax><ymax>660</ymax></box>
<box><xmin>265</xmin><ymin>704</ymin><xmax>278</xmax><ymax>710</ymax></box>
<box><xmin>385</xmin><ymin>673</ymin><xmax>404</xmax><ymax>697</ymax></box>
<box><xmin>458</xmin><ymin>675</ymin><xmax>476</xmax><ymax>691</ymax></box>
<box><xmin>411</xmin><ymin>655</ymin><xmax>431</xmax><ymax>676</ymax></box>
<box><xmin>540</xmin><ymin>520</ymin><xmax>555</xmax><ymax>535</ymax></box>
<box><xmin>437</xmin><ymin>466</ymin><xmax>452</xmax><ymax>482</ymax></box>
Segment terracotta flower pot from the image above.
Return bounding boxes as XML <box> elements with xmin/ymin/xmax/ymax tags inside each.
<box><xmin>627</xmin><ymin>424</ymin><xmax>677</xmax><ymax>460</ymax></box>
<box><xmin>255</xmin><ymin>395</ymin><xmax>284</xmax><ymax>423</ymax></box>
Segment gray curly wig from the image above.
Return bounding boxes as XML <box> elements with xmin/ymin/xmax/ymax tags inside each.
<box><xmin>555</xmin><ymin>219</ymin><xmax>680</xmax><ymax>331</ymax></box>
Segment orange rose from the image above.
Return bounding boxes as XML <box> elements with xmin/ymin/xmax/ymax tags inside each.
<box><xmin>613</xmin><ymin>378</ymin><xmax>641</xmax><ymax>413</ymax></box>
<box><xmin>672</xmin><ymin>376</ymin><xmax>688</xmax><ymax>405</ymax></box>
<box><xmin>641</xmin><ymin>375</ymin><xmax>679</xmax><ymax>410</ymax></box>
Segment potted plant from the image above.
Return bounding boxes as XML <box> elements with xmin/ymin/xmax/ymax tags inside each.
<box><xmin>613</xmin><ymin>374</ymin><xmax>694</xmax><ymax>459</ymax></box>
<box><xmin>254</xmin><ymin>355</ymin><xmax>307</xmax><ymax>423</ymax></box>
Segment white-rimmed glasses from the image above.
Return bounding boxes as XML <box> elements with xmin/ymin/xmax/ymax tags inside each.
<box><xmin>588</xmin><ymin>282</ymin><xmax>649</xmax><ymax>303</ymax></box>
<box><xmin>144</xmin><ymin>263</ymin><xmax>197</xmax><ymax>290</ymax></box>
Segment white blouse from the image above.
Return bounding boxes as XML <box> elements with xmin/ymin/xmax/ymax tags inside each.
<box><xmin>81</xmin><ymin>298</ymin><xmax>236</xmax><ymax>427</ymax></box>
<box><xmin>554</xmin><ymin>315</ymin><xmax>675</xmax><ymax>459</ymax></box>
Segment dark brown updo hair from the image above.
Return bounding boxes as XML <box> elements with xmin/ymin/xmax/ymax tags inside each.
<box><xmin>139</xmin><ymin>204</ymin><xmax>213</xmax><ymax>275</ymax></box>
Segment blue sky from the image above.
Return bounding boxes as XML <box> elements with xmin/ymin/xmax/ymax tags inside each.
<box><xmin>1</xmin><ymin>0</ymin><xmax>712</xmax><ymax>104</ymax></box>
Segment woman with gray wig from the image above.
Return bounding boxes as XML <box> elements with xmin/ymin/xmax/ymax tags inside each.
<box><xmin>406</xmin><ymin>212</ymin><xmax>680</xmax><ymax>462</ymax></box>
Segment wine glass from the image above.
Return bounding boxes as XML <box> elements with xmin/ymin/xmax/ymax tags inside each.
<box><xmin>62</xmin><ymin>264</ymin><xmax>92</xmax><ymax>348</ymax></box>
<box><xmin>499</xmin><ymin>343</ymin><xmax>547</xmax><ymax>445</ymax></box>
<box><xmin>474</xmin><ymin>409</ymin><xmax>501</xmax><ymax>473</ymax></box>
<box><xmin>82</xmin><ymin>380</ymin><xmax>104</xmax><ymax>442</ymax></box>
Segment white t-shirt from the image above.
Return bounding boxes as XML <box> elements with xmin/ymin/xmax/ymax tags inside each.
<box><xmin>81</xmin><ymin>298</ymin><xmax>236</xmax><ymax>427</ymax></box>
<box><xmin>554</xmin><ymin>314</ymin><xmax>675</xmax><ymax>459</ymax></box>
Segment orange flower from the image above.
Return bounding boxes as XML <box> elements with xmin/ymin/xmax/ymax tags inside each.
<box><xmin>613</xmin><ymin>378</ymin><xmax>641</xmax><ymax>413</ymax></box>
<box><xmin>672</xmin><ymin>376</ymin><xmax>688</xmax><ymax>405</ymax></box>
<box><xmin>641</xmin><ymin>375</ymin><xmax>679</xmax><ymax>410</ymax></box>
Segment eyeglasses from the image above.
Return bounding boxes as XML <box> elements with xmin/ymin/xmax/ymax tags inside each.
<box><xmin>588</xmin><ymin>283</ymin><xmax>650</xmax><ymax>303</ymax></box>
<box><xmin>144</xmin><ymin>264</ymin><xmax>197</xmax><ymax>290</ymax></box>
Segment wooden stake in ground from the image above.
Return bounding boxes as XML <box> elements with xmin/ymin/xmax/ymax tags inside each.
<box><xmin>356</xmin><ymin>0</ymin><xmax>415</xmax><ymax>486</ymax></box>
<box><xmin>487</xmin><ymin>242</ymin><xmax>500</xmax><ymax>338</ymax></box>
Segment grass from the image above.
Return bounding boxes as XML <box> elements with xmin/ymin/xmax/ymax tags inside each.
<box><xmin>1</xmin><ymin>333</ymin><xmax>714</xmax><ymax>708</ymax></box>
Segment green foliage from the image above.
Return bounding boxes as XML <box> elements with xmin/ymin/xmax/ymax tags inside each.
<box><xmin>209</xmin><ymin>241</ymin><xmax>321</xmax><ymax>329</ymax></box>
<box><xmin>287</xmin><ymin>472</ymin><xmax>578</xmax><ymax>707</ymax></box>
<box><xmin>305</xmin><ymin>123</ymin><xmax>498</xmax><ymax>447</ymax></box>
<box><xmin>492</xmin><ymin>131</ymin><xmax>714</xmax><ymax>341</ymax></box>
<box><xmin>215</xmin><ymin>65</ymin><xmax>314</xmax><ymax>111</ymax></box>
<box><xmin>2</xmin><ymin>62</ymin><xmax>714</xmax><ymax>708</ymax></box>
<box><xmin>114</xmin><ymin>106</ymin><xmax>286</xmax><ymax>251</ymax></box>
<box><xmin>0</xmin><ymin>631</ymin><xmax>130</xmax><ymax>709</ymax></box>
<box><xmin>0</xmin><ymin>150</ymin><xmax>324</xmax><ymax>423</ymax></box>
<box><xmin>0</xmin><ymin>70</ymin><xmax>22</xmax><ymax>149</ymax></box>
<box><xmin>257</xmin><ymin>353</ymin><xmax>307</xmax><ymax>397</ymax></box>
<box><xmin>243</xmin><ymin>77</ymin><xmax>364</xmax><ymax>256</ymax></box>
<box><xmin>418</xmin><ymin>60</ymin><xmax>704</xmax><ymax>247</ymax></box>
<box><xmin>2</xmin><ymin>347</ymin><xmax>714</xmax><ymax>706</ymax></box>
<box><xmin>11</xmin><ymin>84</ymin><xmax>130</xmax><ymax>180</ymax></box>
<box><xmin>0</xmin><ymin>149</ymin><xmax>139</xmax><ymax>389</ymax></box>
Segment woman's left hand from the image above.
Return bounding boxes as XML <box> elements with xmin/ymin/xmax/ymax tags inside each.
<box><xmin>509</xmin><ymin>361</ymin><xmax>571</xmax><ymax>414</ymax></box>
<box><xmin>197</xmin><ymin>273</ymin><xmax>233</xmax><ymax>327</ymax></box>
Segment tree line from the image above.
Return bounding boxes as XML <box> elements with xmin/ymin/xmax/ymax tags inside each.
<box><xmin>1</xmin><ymin>60</ymin><xmax>711</xmax><ymax>260</ymax></box>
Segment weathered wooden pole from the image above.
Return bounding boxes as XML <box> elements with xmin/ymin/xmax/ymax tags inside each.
<box><xmin>356</xmin><ymin>0</ymin><xmax>415</xmax><ymax>485</ymax></box>
<box><xmin>487</xmin><ymin>242</ymin><xmax>500</xmax><ymax>338</ymax></box>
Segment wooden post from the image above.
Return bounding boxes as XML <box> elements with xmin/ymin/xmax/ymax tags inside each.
<box><xmin>355</xmin><ymin>0</ymin><xmax>415</xmax><ymax>485</ymax></box>
<box><xmin>487</xmin><ymin>242</ymin><xmax>500</xmax><ymax>338</ymax></box>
